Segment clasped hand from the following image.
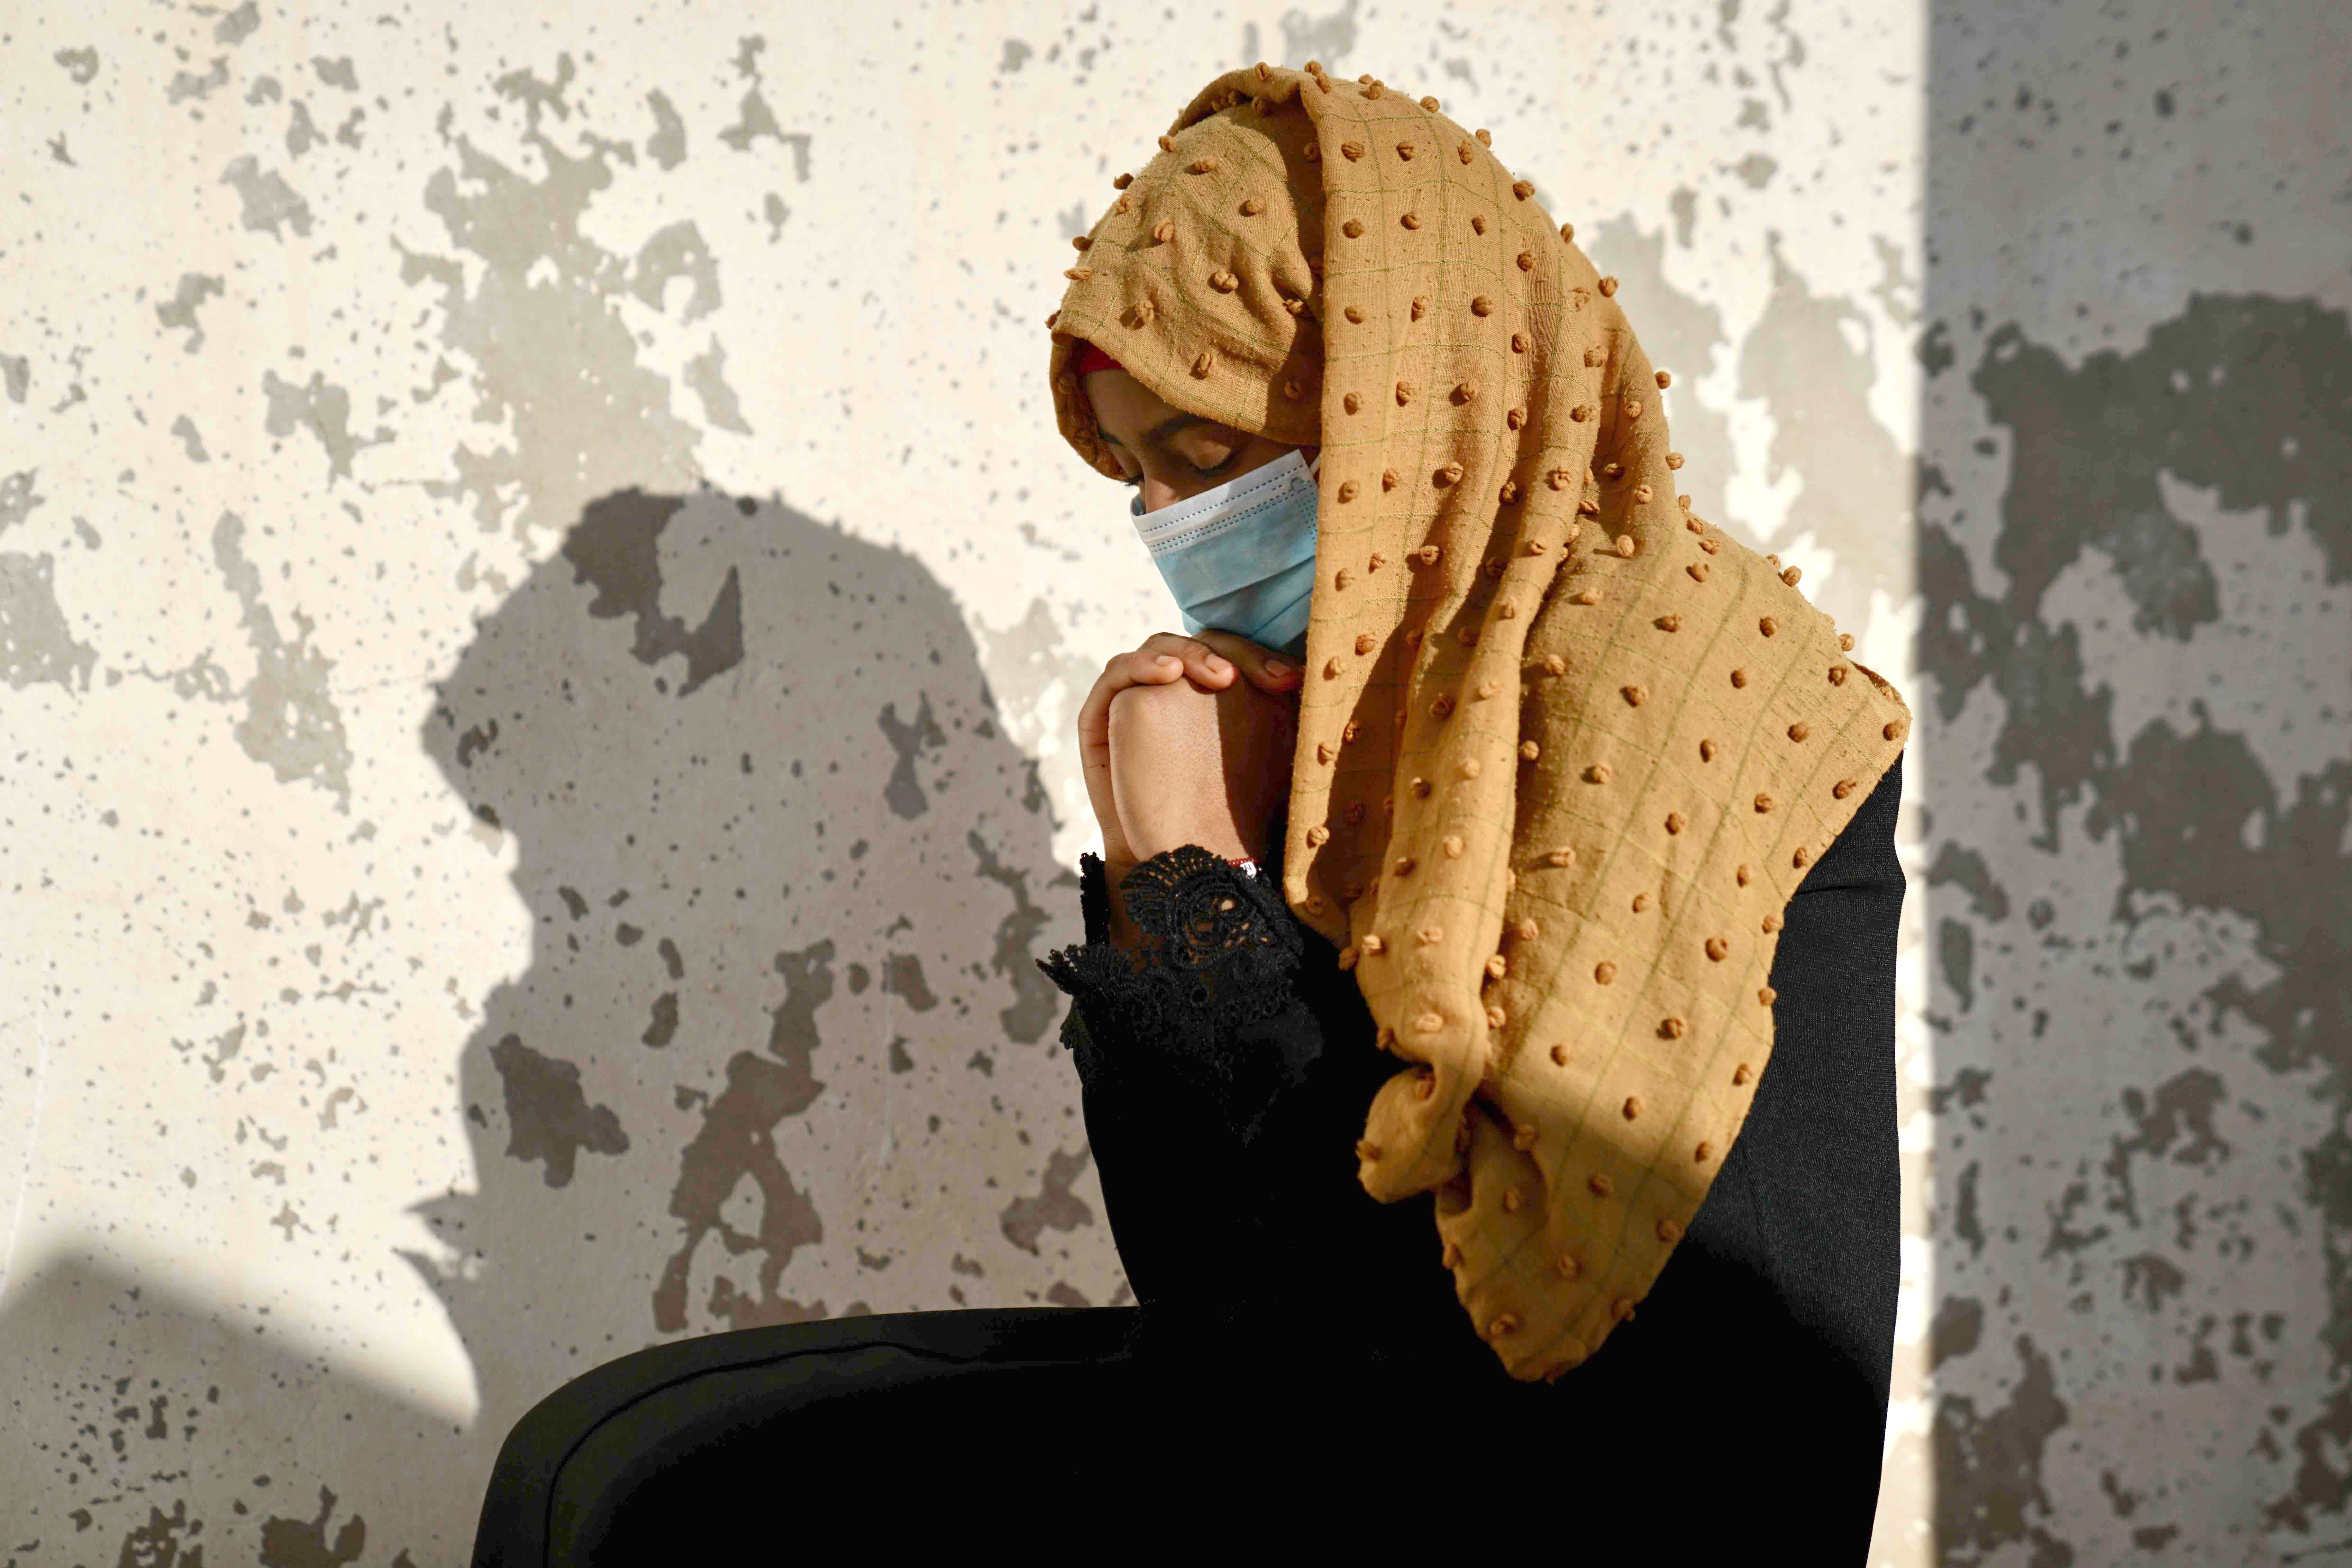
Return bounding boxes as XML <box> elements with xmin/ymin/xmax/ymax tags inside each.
<box><xmin>1078</xmin><ymin>630</ymin><xmax>1303</xmax><ymax>950</ymax></box>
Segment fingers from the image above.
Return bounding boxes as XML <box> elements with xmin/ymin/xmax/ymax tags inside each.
<box><xmin>1076</xmin><ymin>628</ymin><xmax>1304</xmax><ymax>867</ymax></box>
<box><xmin>1125</xmin><ymin>631</ymin><xmax>1240</xmax><ymax>691</ymax></box>
<box><xmin>1161</xmin><ymin>629</ymin><xmax>1306</xmax><ymax>696</ymax></box>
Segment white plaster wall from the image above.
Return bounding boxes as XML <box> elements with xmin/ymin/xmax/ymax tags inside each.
<box><xmin>0</xmin><ymin>1</ymin><xmax>2338</xmax><ymax>1561</ymax></box>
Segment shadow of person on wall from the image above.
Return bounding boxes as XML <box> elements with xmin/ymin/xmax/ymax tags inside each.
<box><xmin>0</xmin><ymin>481</ymin><xmax>1122</xmax><ymax>1564</ymax></box>
<box><xmin>406</xmin><ymin>479</ymin><xmax>1123</xmax><ymax>1471</ymax></box>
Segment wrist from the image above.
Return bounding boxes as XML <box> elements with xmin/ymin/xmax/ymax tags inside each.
<box><xmin>1094</xmin><ymin>847</ymin><xmax>1258</xmax><ymax>954</ymax></box>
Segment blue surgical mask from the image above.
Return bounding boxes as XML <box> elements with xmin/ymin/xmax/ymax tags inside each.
<box><xmin>1129</xmin><ymin>447</ymin><xmax>1321</xmax><ymax>662</ymax></box>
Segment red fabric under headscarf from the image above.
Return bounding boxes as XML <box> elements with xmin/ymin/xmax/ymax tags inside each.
<box><xmin>1071</xmin><ymin>339</ymin><xmax>1123</xmax><ymax>378</ymax></box>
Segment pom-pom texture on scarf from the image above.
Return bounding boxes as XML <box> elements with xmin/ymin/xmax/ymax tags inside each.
<box><xmin>1046</xmin><ymin>62</ymin><xmax>1910</xmax><ymax>1382</ymax></box>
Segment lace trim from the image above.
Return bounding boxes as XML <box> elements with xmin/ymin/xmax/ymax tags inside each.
<box><xmin>1037</xmin><ymin>843</ymin><xmax>1307</xmax><ymax>1120</ymax></box>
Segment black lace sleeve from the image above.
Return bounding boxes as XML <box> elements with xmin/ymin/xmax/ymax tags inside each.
<box><xmin>1036</xmin><ymin>844</ymin><xmax>1311</xmax><ymax>1132</ymax></box>
<box><xmin>1036</xmin><ymin>840</ymin><xmax>1350</xmax><ymax>1307</ymax></box>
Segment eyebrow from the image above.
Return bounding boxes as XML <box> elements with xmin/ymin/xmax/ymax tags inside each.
<box><xmin>1100</xmin><ymin>412</ymin><xmax>1223</xmax><ymax>451</ymax></box>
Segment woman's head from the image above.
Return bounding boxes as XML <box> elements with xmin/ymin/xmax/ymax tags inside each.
<box><xmin>1043</xmin><ymin>78</ymin><xmax>1326</xmax><ymax>489</ymax></box>
<box><xmin>1083</xmin><ymin>361</ymin><xmax>1318</xmax><ymax>514</ymax></box>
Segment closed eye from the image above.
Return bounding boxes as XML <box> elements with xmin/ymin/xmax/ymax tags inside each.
<box><xmin>1121</xmin><ymin>455</ymin><xmax>1239</xmax><ymax>488</ymax></box>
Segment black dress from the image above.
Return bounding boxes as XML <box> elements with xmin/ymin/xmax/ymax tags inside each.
<box><xmin>1037</xmin><ymin>753</ymin><xmax>1905</xmax><ymax>1551</ymax></box>
<box><xmin>472</xmin><ymin>761</ymin><xmax>1906</xmax><ymax>1563</ymax></box>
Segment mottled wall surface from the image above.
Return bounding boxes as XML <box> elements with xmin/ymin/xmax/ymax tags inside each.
<box><xmin>0</xmin><ymin>1</ymin><xmax>2335</xmax><ymax>1562</ymax></box>
<box><xmin>1918</xmin><ymin>3</ymin><xmax>2352</xmax><ymax>1563</ymax></box>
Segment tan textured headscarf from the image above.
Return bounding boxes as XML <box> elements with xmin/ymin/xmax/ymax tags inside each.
<box><xmin>1045</xmin><ymin>62</ymin><xmax>1910</xmax><ymax>1382</ymax></box>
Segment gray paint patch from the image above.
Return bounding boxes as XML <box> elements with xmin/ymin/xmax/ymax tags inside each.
<box><xmin>0</xmin><ymin>468</ymin><xmax>42</xmax><ymax>533</ymax></box>
<box><xmin>1279</xmin><ymin>0</ymin><xmax>1362</xmax><ymax>71</ymax></box>
<box><xmin>1923</xmin><ymin>295</ymin><xmax>2345</xmax><ymax>727</ymax></box>
<box><xmin>488</xmin><ymin>1032</ymin><xmax>628</xmax><ymax>1187</ymax></box>
<box><xmin>713</xmin><ymin>44</ymin><xmax>813</xmax><ymax>179</ymax></box>
<box><xmin>1882</xmin><ymin>232</ymin><xmax>1919</xmax><ymax>329</ymax></box>
<box><xmin>168</xmin><ymin>58</ymin><xmax>230</xmax><ymax>105</ymax></box>
<box><xmin>175</xmin><ymin>1019</ymin><xmax>248</xmax><ymax>1083</ymax></box>
<box><xmin>1937</xmin><ymin>916</ymin><xmax>1975</xmax><ymax>1011</ymax></box>
<box><xmin>400</xmin><ymin>123</ymin><xmax>706</xmax><ymax>538</ymax></box>
<box><xmin>878</xmin><ymin>693</ymin><xmax>947</xmax><ymax>818</ymax></box>
<box><xmin>1953</xmin><ymin>1161</ymin><xmax>1985</xmax><ymax>1258</ymax></box>
<box><xmin>1668</xmin><ymin>185</ymin><xmax>1698</xmax><ymax>248</ymax></box>
<box><xmin>286</xmin><ymin>99</ymin><xmax>323</xmax><ymax>158</ymax></box>
<box><xmin>632</xmin><ymin>220</ymin><xmax>721</xmax><ymax>324</ymax></box>
<box><xmin>652</xmin><ymin>938</ymin><xmax>836</xmax><ymax>1333</ymax></box>
<box><xmin>968</xmin><ymin>827</ymin><xmax>1065</xmax><ymax>1044</ymax></box>
<box><xmin>257</xmin><ymin>1483</ymin><xmax>404</xmax><ymax>1567</ymax></box>
<box><xmin>261</xmin><ymin>368</ymin><xmax>385</xmax><ymax>482</ymax></box>
<box><xmin>171</xmin><ymin>414</ymin><xmax>211</xmax><ymax>463</ymax></box>
<box><xmin>2103</xmin><ymin>1068</ymin><xmax>2229</xmax><ymax>1228</ymax></box>
<box><xmin>212</xmin><ymin>512</ymin><xmax>353</xmax><ymax>802</ymax></box>
<box><xmin>1927</xmin><ymin>840</ymin><xmax>2010</xmax><ymax>921</ymax></box>
<box><xmin>682</xmin><ymin>338</ymin><xmax>751</xmax><ymax>433</ymax></box>
<box><xmin>492</xmin><ymin>53</ymin><xmax>573</xmax><ymax>127</ymax></box>
<box><xmin>1930</xmin><ymin>1066</ymin><xmax>1993</xmax><ymax>1116</ymax></box>
<box><xmin>0</xmin><ymin>552</ymin><xmax>97</xmax><ymax>692</ymax></box>
<box><xmin>2120</xmin><ymin>1252</ymin><xmax>2188</xmax><ymax>1313</ymax></box>
<box><xmin>113</xmin><ymin>1500</ymin><xmax>204</xmax><ymax>1564</ymax></box>
<box><xmin>1932</xmin><ymin>1294</ymin><xmax>1984</xmax><ymax>1368</ymax></box>
<box><xmin>220</xmin><ymin>155</ymin><xmax>314</xmax><ymax>238</ymax></box>
<box><xmin>213</xmin><ymin>0</ymin><xmax>261</xmax><ymax>46</ymax></box>
<box><xmin>560</xmin><ymin>488</ymin><xmax>744</xmax><ymax>695</ymax></box>
<box><xmin>880</xmin><ymin>953</ymin><xmax>937</xmax><ymax>1011</ymax></box>
<box><xmin>1000</xmin><ymin>1145</ymin><xmax>1095</xmax><ymax>1254</ymax></box>
<box><xmin>644</xmin><ymin>89</ymin><xmax>686</xmax><ymax>169</ymax></box>
<box><xmin>1934</xmin><ymin>1336</ymin><xmax>2074</xmax><ymax>1564</ymax></box>
<box><xmin>1738</xmin><ymin>231</ymin><xmax>1912</xmax><ymax>632</ymax></box>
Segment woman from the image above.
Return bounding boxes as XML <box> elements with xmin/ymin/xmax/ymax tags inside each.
<box><xmin>1035</xmin><ymin>60</ymin><xmax>1910</xmax><ymax>1547</ymax></box>
<box><xmin>480</xmin><ymin>60</ymin><xmax>1913</xmax><ymax>1563</ymax></box>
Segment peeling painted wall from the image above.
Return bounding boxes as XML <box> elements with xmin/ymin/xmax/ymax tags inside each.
<box><xmin>1916</xmin><ymin>2</ymin><xmax>2352</xmax><ymax>1562</ymax></box>
<box><xmin>0</xmin><ymin>1</ymin><xmax>2337</xmax><ymax>1562</ymax></box>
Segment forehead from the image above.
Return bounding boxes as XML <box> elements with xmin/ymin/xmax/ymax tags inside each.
<box><xmin>1082</xmin><ymin>367</ymin><xmax>1161</xmax><ymax>418</ymax></box>
<box><xmin>1084</xmin><ymin>369</ymin><xmax>1222</xmax><ymax>444</ymax></box>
